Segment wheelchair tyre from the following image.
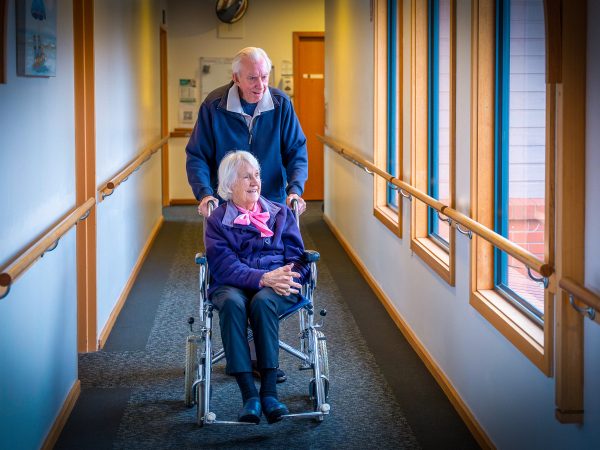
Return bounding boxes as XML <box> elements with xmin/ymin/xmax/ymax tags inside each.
<box><xmin>309</xmin><ymin>331</ymin><xmax>330</xmax><ymax>420</ymax></box>
<box><xmin>184</xmin><ymin>336</ymin><xmax>199</xmax><ymax>407</ymax></box>
<box><xmin>196</xmin><ymin>378</ymin><xmax>210</xmax><ymax>427</ymax></box>
<box><xmin>316</xmin><ymin>331</ymin><xmax>329</xmax><ymax>383</ymax></box>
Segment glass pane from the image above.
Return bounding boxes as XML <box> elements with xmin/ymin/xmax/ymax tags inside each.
<box><xmin>506</xmin><ymin>0</ymin><xmax>545</xmax><ymax>307</ymax></box>
<box><xmin>436</xmin><ymin>0</ymin><xmax>451</xmax><ymax>242</ymax></box>
<box><xmin>506</xmin><ymin>255</ymin><xmax>544</xmax><ymax>316</ymax></box>
<box><xmin>429</xmin><ymin>0</ymin><xmax>450</xmax><ymax>243</ymax></box>
<box><xmin>387</xmin><ymin>0</ymin><xmax>399</xmax><ymax>208</ymax></box>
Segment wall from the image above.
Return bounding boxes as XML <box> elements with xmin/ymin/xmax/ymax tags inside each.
<box><xmin>94</xmin><ymin>0</ymin><xmax>165</xmax><ymax>336</ymax></box>
<box><xmin>0</xmin><ymin>1</ymin><xmax>77</xmax><ymax>449</ymax></box>
<box><xmin>324</xmin><ymin>0</ymin><xmax>599</xmax><ymax>448</ymax></box>
<box><xmin>166</xmin><ymin>0</ymin><xmax>324</xmax><ymax>201</ymax></box>
<box><xmin>584</xmin><ymin>0</ymin><xmax>600</xmax><ymax>434</ymax></box>
<box><xmin>0</xmin><ymin>1</ymin><xmax>166</xmax><ymax>447</ymax></box>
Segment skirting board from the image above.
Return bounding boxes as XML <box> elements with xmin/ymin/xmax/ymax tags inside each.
<box><xmin>41</xmin><ymin>379</ymin><xmax>81</xmax><ymax>450</ymax></box>
<box><xmin>97</xmin><ymin>216</ymin><xmax>164</xmax><ymax>349</ymax></box>
<box><xmin>169</xmin><ymin>198</ymin><xmax>197</xmax><ymax>205</ymax></box>
<box><xmin>323</xmin><ymin>213</ymin><xmax>495</xmax><ymax>450</ymax></box>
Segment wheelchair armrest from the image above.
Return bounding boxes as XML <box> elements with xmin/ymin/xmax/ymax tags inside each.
<box><xmin>195</xmin><ymin>252</ymin><xmax>207</xmax><ymax>265</ymax></box>
<box><xmin>304</xmin><ymin>250</ymin><xmax>320</xmax><ymax>263</ymax></box>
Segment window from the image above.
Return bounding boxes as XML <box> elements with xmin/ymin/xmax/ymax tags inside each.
<box><xmin>374</xmin><ymin>0</ymin><xmax>403</xmax><ymax>236</ymax></box>
<box><xmin>494</xmin><ymin>0</ymin><xmax>546</xmax><ymax>325</ymax></box>
<box><xmin>411</xmin><ymin>0</ymin><xmax>455</xmax><ymax>285</ymax></box>
<box><xmin>387</xmin><ymin>0</ymin><xmax>400</xmax><ymax>209</ymax></box>
<box><xmin>471</xmin><ymin>0</ymin><xmax>553</xmax><ymax>374</ymax></box>
<box><xmin>428</xmin><ymin>0</ymin><xmax>452</xmax><ymax>248</ymax></box>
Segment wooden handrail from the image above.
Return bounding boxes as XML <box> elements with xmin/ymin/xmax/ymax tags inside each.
<box><xmin>318</xmin><ymin>134</ymin><xmax>554</xmax><ymax>278</ymax></box>
<box><xmin>170</xmin><ymin>128</ymin><xmax>193</xmax><ymax>138</ymax></box>
<box><xmin>440</xmin><ymin>207</ymin><xmax>553</xmax><ymax>277</ymax></box>
<box><xmin>97</xmin><ymin>135</ymin><xmax>169</xmax><ymax>201</ymax></box>
<box><xmin>319</xmin><ymin>135</ymin><xmax>448</xmax><ymax>213</ymax></box>
<box><xmin>559</xmin><ymin>277</ymin><xmax>600</xmax><ymax>320</ymax></box>
<box><xmin>0</xmin><ymin>197</ymin><xmax>96</xmax><ymax>299</ymax></box>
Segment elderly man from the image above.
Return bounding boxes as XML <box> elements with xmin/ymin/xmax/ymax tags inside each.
<box><xmin>186</xmin><ymin>47</ymin><xmax>308</xmax><ymax>217</ymax></box>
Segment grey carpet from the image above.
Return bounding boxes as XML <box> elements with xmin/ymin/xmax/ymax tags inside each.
<box><xmin>75</xmin><ymin>204</ymin><xmax>420</xmax><ymax>449</ymax></box>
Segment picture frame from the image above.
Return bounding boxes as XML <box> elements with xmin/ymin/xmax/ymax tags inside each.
<box><xmin>16</xmin><ymin>0</ymin><xmax>56</xmax><ymax>77</ymax></box>
<box><xmin>1</xmin><ymin>0</ymin><xmax>7</xmax><ymax>83</ymax></box>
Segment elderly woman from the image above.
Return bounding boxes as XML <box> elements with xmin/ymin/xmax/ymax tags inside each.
<box><xmin>205</xmin><ymin>150</ymin><xmax>308</xmax><ymax>424</ymax></box>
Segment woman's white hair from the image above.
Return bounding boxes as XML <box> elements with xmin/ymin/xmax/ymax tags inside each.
<box><xmin>217</xmin><ymin>150</ymin><xmax>261</xmax><ymax>201</ymax></box>
<box><xmin>232</xmin><ymin>47</ymin><xmax>272</xmax><ymax>75</ymax></box>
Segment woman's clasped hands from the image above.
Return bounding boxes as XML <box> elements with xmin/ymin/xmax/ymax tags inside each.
<box><xmin>260</xmin><ymin>263</ymin><xmax>302</xmax><ymax>296</ymax></box>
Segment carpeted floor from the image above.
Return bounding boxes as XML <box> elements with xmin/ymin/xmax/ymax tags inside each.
<box><xmin>56</xmin><ymin>202</ymin><xmax>478</xmax><ymax>450</ymax></box>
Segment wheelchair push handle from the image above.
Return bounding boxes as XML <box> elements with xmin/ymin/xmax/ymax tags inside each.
<box><xmin>290</xmin><ymin>198</ymin><xmax>300</xmax><ymax>228</ymax></box>
<box><xmin>207</xmin><ymin>199</ymin><xmax>217</xmax><ymax>217</ymax></box>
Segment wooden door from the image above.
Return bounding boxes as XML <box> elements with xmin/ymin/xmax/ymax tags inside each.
<box><xmin>293</xmin><ymin>32</ymin><xmax>325</xmax><ymax>200</ymax></box>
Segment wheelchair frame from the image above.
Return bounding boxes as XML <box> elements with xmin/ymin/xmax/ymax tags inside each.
<box><xmin>184</xmin><ymin>200</ymin><xmax>331</xmax><ymax>426</ymax></box>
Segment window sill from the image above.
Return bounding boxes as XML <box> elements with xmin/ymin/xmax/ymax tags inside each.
<box><xmin>374</xmin><ymin>204</ymin><xmax>402</xmax><ymax>238</ymax></box>
<box><xmin>411</xmin><ymin>236</ymin><xmax>454</xmax><ymax>286</ymax></box>
<box><xmin>470</xmin><ymin>289</ymin><xmax>551</xmax><ymax>375</ymax></box>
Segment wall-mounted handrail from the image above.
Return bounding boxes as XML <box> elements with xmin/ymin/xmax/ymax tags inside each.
<box><xmin>170</xmin><ymin>128</ymin><xmax>193</xmax><ymax>138</ymax></box>
<box><xmin>97</xmin><ymin>135</ymin><xmax>169</xmax><ymax>201</ymax></box>
<box><xmin>559</xmin><ymin>277</ymin><xmax>600</xmax><ymax>321</ymax></box>
<box><xmin>318</xmin><ymin>135</ymin><xmax>448</xmax><ymax>214</ymax></box>
<box><xmin>318</xmin><ymin>134</ymin><xmax>554</xmax><ymax>280</ymax></box>
<box><xmin>439</xmin><ymin>207</ymin><xmax>553</xmax><ymax>278</ymax></box>
<box><xmin>0</xmin><ymin>197</ymin><xmax>96</xmax><ymax>300</ymax></box>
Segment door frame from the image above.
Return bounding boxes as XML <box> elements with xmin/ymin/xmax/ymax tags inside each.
<box><xmin>160</xmin><ymin>24</ymin><xmax>169</xmax><ymax>206</ymax></box>
<box><xmin>73</xmin><ymin>0</ymin><xmax>97</xmax><ymax>352</ymax></box>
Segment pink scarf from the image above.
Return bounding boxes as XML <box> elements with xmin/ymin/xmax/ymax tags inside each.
<box><xmin>233</xmin><ymin>203</ymin><xmax>274</xmax><ymax>238</ymax></box>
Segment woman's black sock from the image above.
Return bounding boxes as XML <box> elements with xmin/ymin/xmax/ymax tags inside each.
<box><xmin>234</xmin><ymin>372</ymin><xmax>259</xmax><ymax>402</ymax></box>
<box><xmin>259</xmin><ymin>368</ymin><xmax>278</xmax><ymax>399</ymax></box>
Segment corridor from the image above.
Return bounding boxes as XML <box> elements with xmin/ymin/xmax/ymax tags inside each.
<box><xmin>55</xmin><ymin>203</ymin><xmax>477</xmax><ymax>449</ymax></box>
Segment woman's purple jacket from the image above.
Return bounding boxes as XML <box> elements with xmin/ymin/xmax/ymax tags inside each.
<box><xmin>204</xmin><ymin>196</ymin><xmax>309</xmax><ymax>297</ymax></box>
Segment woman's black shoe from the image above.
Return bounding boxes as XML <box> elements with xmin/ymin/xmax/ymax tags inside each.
<box><xmin>261</xmin><ymin>396</ymin><xmax>289</xmax><ymax>424</ymax></box>
<box><xmin>238</xmin><ymin>397</ymin><xmax>261</xmax><ymax>424</ymax></box>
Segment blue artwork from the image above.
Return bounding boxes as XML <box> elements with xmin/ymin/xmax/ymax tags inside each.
<box><xmin>16</xmin><ymin>0</ymin><xmax>56</xmax><ymax>77</ymax></box>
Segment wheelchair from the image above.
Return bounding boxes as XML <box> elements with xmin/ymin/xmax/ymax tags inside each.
<box><xmin>184</xmin><ymin>200</ymin><xmax>331</xmax><ymax>426</ymax></box>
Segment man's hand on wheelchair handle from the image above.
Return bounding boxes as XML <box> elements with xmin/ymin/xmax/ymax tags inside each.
<box><xmin>259</xmin><ymin>263</ymin><xmax>302</xmax><ymax>296</ymax></box>
<box><xmin>198</xmin><ymin>195</ymin><xmax>218</xmax><ymax>217</ymax></box>
<box><xmin>286</xmin><ymin>194</ymin><xmax>306</xmax><ymax>215</ymax></box>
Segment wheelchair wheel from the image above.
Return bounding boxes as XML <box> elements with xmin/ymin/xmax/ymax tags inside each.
<box><xmin>196</xmin><ymin>379</ymin><xmax>206</xmax><ymax>426</ymax></box>
<box><xmin>184</xmin><ymin>335</ymin><xmax>199</xmax><ymax>407</ymax></box>
<box><xmin>309</xmin><ymin>330</ymin><xmax>330</xmax><ymax>420</ymax></box>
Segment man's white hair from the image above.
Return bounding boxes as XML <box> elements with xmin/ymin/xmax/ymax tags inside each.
<box><xmin>232</xmin><ymin>47</ymin><xmax>272</xmax><ymax>75</ymax></box>
<box><xmin>217</xmin><ymin>150</ymin><xmax>261</xmax><ymax>201</ymax></box>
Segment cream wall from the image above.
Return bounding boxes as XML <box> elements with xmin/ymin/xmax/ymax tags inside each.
<box><xmin>324</xmin><ymin>0</ymin><xmax>599</xmax><ymax>448</ymax></box>
<box><xmin>0</xmin><ymin>1</ymin><xmax>78</xmax><ymax>449</ymax></box>
<box><xmin>166</xmin><ymin>0</ymin><xmax>324</xmax><ymax>201</ymax></box>
<box><xmin>584</xmin><ymin>0</ymin><xmax>600</xmax><ymax>434</ymax></box>
<box><xmin>0</xmin><ymin>1</ymin><xmax>166</xmax><ymax>447</ymax></box>
<box><xmin>94</xmin><ymin>0</ymin><xmax>166</xmax><ymax>336</ymax></box>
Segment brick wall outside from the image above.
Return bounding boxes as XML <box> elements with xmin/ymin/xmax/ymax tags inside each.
<box><xmin>507</xmin><ymin>197</ymin><xmax>545</xmax><ymax>311</ymax></box>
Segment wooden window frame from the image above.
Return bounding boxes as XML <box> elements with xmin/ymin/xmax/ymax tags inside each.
<box><xmin>374</xmin><ymin>0</ymin><xmax>403</xmax><ymax>237</ymax></box>
<box><xmin>411</xmin><ymin>0</ymin><xmax>456</xmax><ymax>285</ymax></box>
<box><xmin>552</xmin><ymin>0</ymin><xmax>586</xmax><ymax>424</ymax></box>
<box><xmin>470</xmin><ymin>0</ymin><xmax>555</xmax><ymax>375</ymax></box>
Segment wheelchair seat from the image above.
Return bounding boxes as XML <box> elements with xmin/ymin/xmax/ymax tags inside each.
<box><xmin>279</xmin><ymin>294</ymin><xmax>311</xmax><ymax>321</ymax></box>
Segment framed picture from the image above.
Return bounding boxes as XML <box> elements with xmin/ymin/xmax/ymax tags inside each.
<box><xmin>1</xmin><ymin>0</ymin><xmax>7</xmax><ymax>83</ymax></box>
<box><xmin>16</xmin><ymin>0</ymin><xmax>56</xmax><ymax>77</ymax></box>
